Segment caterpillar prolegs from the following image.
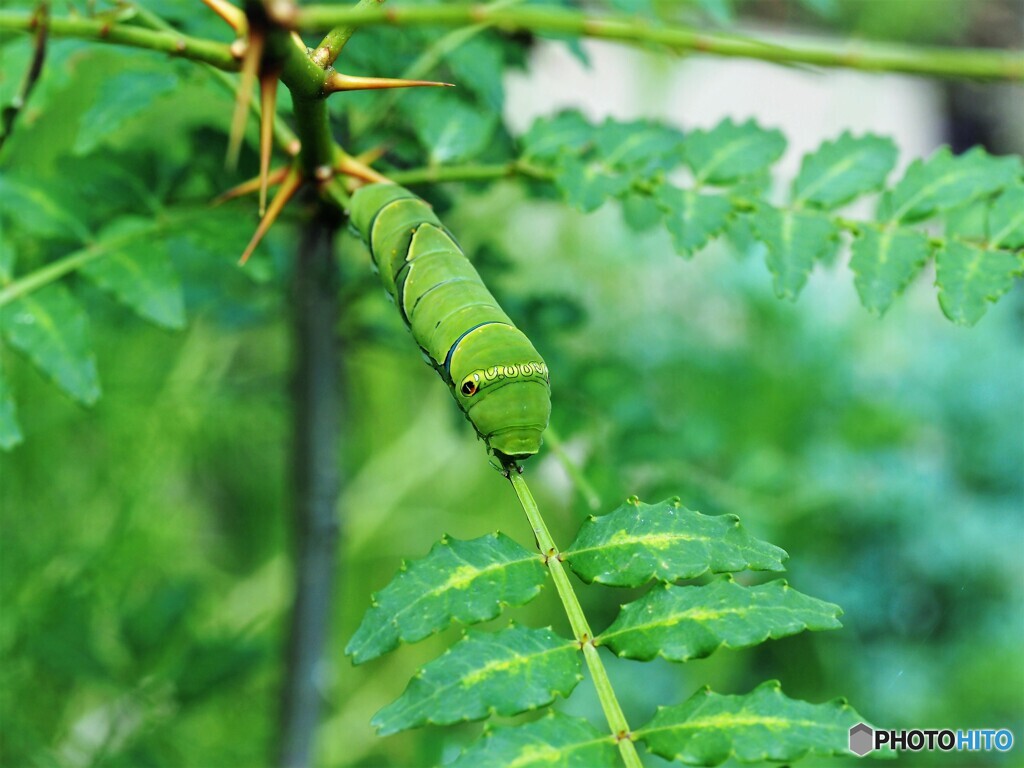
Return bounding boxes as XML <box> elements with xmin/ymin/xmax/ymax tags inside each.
<box><xmin>349</xmin><ymin>184</ymin><xmax>550</xmax><ymax>460</ymax></box>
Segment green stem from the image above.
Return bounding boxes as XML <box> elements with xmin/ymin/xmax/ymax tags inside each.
<box><xmin>0</xmin><ymin>10</ymin><xmax>237</xmax><ymax>70</ymax></box>
<box><xmin>0</xmin><ymin>209</ymin><xmax>211</xmax><ymax>308</ymax></box>
<box><xmin>505</xmin><ymin>467</ymin><xmax>641</xmax><ymax>768</ymax></box>
<box><xmin>297</xmin><ymin>5</ymin><xmax>1024</xmax><ymax>82</ymax></box>
<box><xmin>312</xmin><ymin>0</ymin><xmax>387</xmax><ymax>68</ymax></box>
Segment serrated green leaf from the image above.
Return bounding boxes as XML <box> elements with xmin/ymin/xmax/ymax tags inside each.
<box><xmin>683</xmin><ymin>119</ymin><xmax>786</xmax><ymax>185</ymax></box>
<box><xmin>936</xmin><ymin>241</ymin><xmax>1022</xmax><ymax>327</ymax></box>
<box><xmin>371</xmin><ymin>625</ymin><xmax>581</xmax><ymax>735</ymax></box>
<box><xmin>989</xmin><ymin>185</ymin><xmax>1024</xmax><ymax>250</ymax></box>
<box><xmin>594</xmin><ymin>119</ymin><xmax>685</xmax><ymax>174</ymax></box>
<box><xmin>0</xmin><ymin>357</ymin><xmax>23</xmax><ymax>450</ymax></box>
<box><xmin>521</xmin><ymin>110</ymin><xmax>595</xmax><ymax>161</ymax></box>
<box><xmin>346</xmin><ymin>533</ymin><xmax>546</xmax><ymax>664</ymax></box>
<box><xmin>0</xmin><ymin>284</ymin><xmax>100</xmax><ymax>405</ymax></box>
<box><xmin>792</xmin><ymin>133</ymin><xmax>897</xmax><ymax>209</ymax></box>
<box><xmin>0</xmin><ymin>174</ymin><xmax>91</xmax><ymax>242</ymax></box>
<box><xmin>74</xmin><ymin>70</ymin><xmax>179</xmax><ymax>155</ymax></box>
<box><xmin>656</xmin><ymin>187</ymin><xmax>733</xmax><ymax>257</ymax></box>
<box><xmin>636</xmin><ymin>681</ymin><xmax>868</xmax><ymax>766</ymax></box>
<box><xmin>556</xmin><ymin>154</ymin><xmax>633</xmax><ymax>213</ymax></box>
<box><xmin>448</xmin><ymin>711</ymin><xmax>617</xmax><ymax>768</ymax></box>
<box><xmin>598</xmin><ymin>578</ymin><xmax>841</xmax><ymax>663</ymax></box>
<box><xmin>849</xmin><ymin>225</ymin><xmax>932</xmax><ymax>315</ymax></box>
<box><xmin>564</xmin><ymin>498</ymin><xmax>787</xmax><ymax>588</ymax></box>
<box><xmin>79</xmin><ymin>218</ymin><xmax>185</xmax><ymax>330</ymax></box>
<box><xmin>880</xmin><ymin>147</ymin><xmax>1022</xmax><ymax>224</ymax></box>
<box><xmin>402</xmin><ymin>90</ymin><xmax>497</xmax><ymax>164</ymax></box>
<box><xmin>751</xmin><ymin>206</ymin><xmax>838</xmax><ymax>299</ymax></box>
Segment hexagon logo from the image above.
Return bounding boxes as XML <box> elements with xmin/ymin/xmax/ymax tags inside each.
<box><xmin>849</xmin><ymin>722</ymin><xmax>874</xmax><ymax>757</ymax></box>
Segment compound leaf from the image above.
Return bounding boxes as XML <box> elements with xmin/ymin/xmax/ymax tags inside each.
<box><xmin>636</xmin><ymin>681</ymin><xmax>867</xmax><ymax>766</ymax></box>
<box><xmin>447</xmin><ymin>711</ymin><xmax>617</xmax><ymax>768</ymax></box>
<box><xmin>74</xmin><ymin>70</ymin><xmax>180</xmax><ymax>155</ymax></box>
<box><xmin>936</xmin><ymin>241</ymin><xmax>1022</xmax><ymax>327</ymax></box>
<box><xmin>880</xmin><ymin>147</ymin><xmax>1021</xmax><ymax>224</ymax></box>
<box><xmin>989</xmin><ymin>184</ymin><xmax>1024</xmax><ymax>250</ymax></box>
<box><xmin>564</xmin><ymin>498</ymin><xmax>787</xmax><ymax>588</ymax></box>
<box><xmin>0</xmin><ymin>284</ymin><xmax>100</xmax><ymax>405</ymax></box>
<box><xmin>0</xmin><ymin>174</ymin><xmax>91</xmax><ymax>242</ymax></box>
<box><xmin>593</xmin><ymin>119</ymin><xmax>685</xmax><ymax>175</ymax></box>
<box><xmin>520</xmin><ymin>110</ymin><xmax>594</xmax><ymax>161</ymax></box>
<box><xmin>80</xmin><ymin>217</ymin><xmax>186</xmax><ymax>330</ymax></box>
<box><xmin>792</xmin><ymin>132</ymin><xmax>897</xmax><ymax>210</ymax></box>
<box><xmin>598</xmin><ymin>578</ymin><xmax>841</xmax><ymax>663</ymax></box>
<box><xmin>683</xmin><ymin>119</ymin><xmax>786</xmax><ymax>185</ymax></box>
<box><xmin>0</xmin><ymin>358</ymin><xmax>22</xmax><ymax>450</ymax></box>
<box><xmin>371</xmin><ymin>625</ymin><xmax>581</xmax><ymax>735</ymax></box>
<box><xmin>751</xmin><ymin>206</ymin><xmax>838</xmax><ymax>299</ymax></box>
<box><xmin>556</xmin><ymin>154</ymin><xmax>634</xmax><ymax>213</ymax></box>
<box><xmin>346</xmin><ymin>533</ymin><xmax>546</xmax><ymax>665</ymax></box>
<box><xmin>403</xmin><ymin>90</ymin><xmax>497</xmax><ymax>164</ymax></box>
<box><xmin>849</xmin><ymin>225</ymin><xmax>931</xmax><ymax>315</ymax></box>
<box><xmin>656</xmin><ymin>187</ymin><xmax>733</xmax><ymax>257</ymax></box>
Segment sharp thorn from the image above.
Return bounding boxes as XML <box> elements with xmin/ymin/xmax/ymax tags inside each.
<box><xmin>239</xmin><ymin>167</ymin><xmax>302</xmax><ymax>265</ymax></box>
<box><xmin>226</xmin><ymin>26</ymin><xmax>264</xmax><ymax>172</ymax></box>
<box><xmin>355</xmin><ymin>145</ymin><xmax>389</xmax><ymax>166</ymax></box>
<box><xmin>258</xmin><ymin>71</ymin><xmax>279</xmax><ymax>216</ymax></box>
<box><xmin>336</xmin><ymin>154</ymin><xmax>391</xmax><ymax>185</ymax></box>
<box><xmin>213</xmin><ymin>165</ymin><xmax>288</xmax><ymax>206</ymax></box>
<box><xmin>201</xmin><ymin>0</ymin><xmax>246</xmax><ymax>34</ymax></box>
<box><xmin>324</xmin><ymin>72</ymin><xmax>454</xmax><ymax>93</ymax></box>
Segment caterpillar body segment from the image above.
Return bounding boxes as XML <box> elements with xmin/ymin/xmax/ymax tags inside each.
<box><xmin>349</xmin><ymin>183</ymin><xmax>550</xmax><ymax>460</ymax></box>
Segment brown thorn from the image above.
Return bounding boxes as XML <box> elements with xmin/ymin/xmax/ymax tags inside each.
<box><xmin>324</xmin><ymin>72</ymin><xmax>454</xmax><ymax>93</ymax></box>
<box><xmin>258</xmin><ymin>71</ymin><xmax>279</xmax><ymax>216</ymax></box>
<box><xmin>239</xmin><ymin>167</ymin><xmax>302</xmax><ymax>265</ymax></box>
<box><xmin>226</xmin><ymin>25</ymin><xmax>265</xmax><ymax>172</ymax></box>
<box><xmin>213</xmin><ymin>165</ymin><xmax>288</xmax><ymax>206</ymax></box>
<box><xmin>201</xmin><ymin>0</ymin><xmax>246</xmax><ymax>34</ymax></box>
<box><xmin>355</xmin><ymin>145</ymin><xmax>389</xmax><ymax>167</ymax></box>
<box><xmin>336</xmin><ymin>154</ymin><xmax>391</xmax><ymax>185</ymax></box>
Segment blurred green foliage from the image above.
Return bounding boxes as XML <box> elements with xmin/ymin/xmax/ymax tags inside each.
<box><xmin>1</xmin><ymin>1</ymin><xmax>1022</xmax><ymax>766</ymax></box>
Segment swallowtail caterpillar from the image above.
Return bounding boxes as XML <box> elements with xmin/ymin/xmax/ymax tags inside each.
<box><xmin>349</xmin><ymin>183</ymin><xmax>551</xmax><ymax>461</ymax></box>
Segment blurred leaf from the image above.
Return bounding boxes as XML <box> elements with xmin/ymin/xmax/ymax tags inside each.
<box><xmin>695</xmin><ymin>0</ymin><xmax>734</xmax><ymax>24</ymax></box>
<box><xmin>636</xmin><ymin>681</ymin><xmax>868</xmax><ymax>765</ymax></box>
<box><xmin>989</xmin><ymin>184</ymin><xmax>1024</xmax><ymax>249</ymax></box>
<box><xmin>556</xmin><ymin>154</ymin><xmax>633</xmax><ymax>212</ymax></box>
<box><xmin>371</xmin><ymin>625</ymin><xmax>581</xmax><ymax>735</ymax></box>
<box><xmin>346</xmin><ymin>533</ymin><xmax>547</xmax><ymax>665</ymax></box>
<box><xmin>448</xmin><ymin>711</ymin><xmax>618</xmax><ymax>768</ymax></box>
<box><xmin>0</xmin><ymin>357</ymin><xmax>22</xmax><ymax>450</ymax></box>
<box><xmin>936</xmin><ymin>241</ymin><xmax>1021</xmax><ymax>327</ymax></box>
<box><xmin>792</xmin><ymin>133</ymin><xmax>897</xmax><ymax>210</ymax></box>
<box><xmin>849</xmin><ymin>225</ymin><xmax>931</xmax><ymax>315</ymax></box>
<box><xmin>564</xmin><ymin>498</ymin><xmax>787</xmax><ymax>588</ymax></box>
<box><xmin>0</xmin><ymin>230</ymin><xmax>13</xmax><ymax>282</ymax></box>
<box><xmin>521</xmin><ymin>110</ymin><xmax>594</xmax><ymax>161</ymax></box>
<box><xmin>599</xmin><ymin>578</ymin><xmax>841</xmax><ymax>662</ymax></box>
<box><xmin>621</xmin><ymin>192</ymin><xmax>663</xmax><ymax>232</ymax></box>
<box><xmin>0</xmin><ymin>284</ymin><xmax>100</xmax><ymax>405</ymax></box>
<box><xmin>880</xmin><ymin>147</ymin><xmax>1022</xmax><ymax>224</ymax></box>
<box><xmin>683</xmin><ymin>119</ymin><xmax>786</xmax><ymax>185</ymax></box>
<box><xmin>751</xmin><ymin>206</ymin><xmax>838</xmax><ymax>299</ymax></box>
<box><xmin>174</xmin><ymin>637</ymin><xmax>265</xmax><ymax>704</ymax></box>
<box><xmin>121</xmin><ymin>582</ymin><xmax>199</xmax><ymax>657</ymax></box>
<box><xmin>0</xmin><ymin>174</ymin><xmax>91</xmax><ymax>242</ymax></box>
<box><xmin>797</xmin><ymin>0</ymin><xmax>840</xmax><ymax>18</ymax></box>
<box><xmin>594</xmin><ymin>119</ymin><xmax>685</xmax><ymax>174</ymax></box>
<box><xmin>446</xmin><ymin>37</ymin><xmax>504</xmax><ymax>112</ymax></box>
<box><xmin>74</xmin><ymin>70</ymin><xmax>179</xmax><ymax>155</ymax></box>
<box><xmin>656</xmin><ymin>187</ymin><xmax>733</xmax><ymax>257</ymax></box>
<box><xmin>79</xmin><ymin>218</ymin><xmax>185</xmax><ymax>330</ymax></box>
<box><xmin>402</xmin><ymin>90</ymin><xmax>497</xmax><ymax>164</ymax></box>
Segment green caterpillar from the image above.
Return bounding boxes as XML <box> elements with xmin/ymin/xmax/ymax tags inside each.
<box><xmin>349</xmin><ymin>183</ymin><xmax>550</xmax><ymax>461</ymax></box>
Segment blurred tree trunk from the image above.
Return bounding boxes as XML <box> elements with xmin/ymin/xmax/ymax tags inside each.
<box><xmin>278</xmin><ymin>204</ymin><xmax>343</xmax><ymax>768</ymax></box>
